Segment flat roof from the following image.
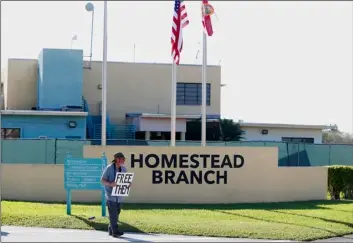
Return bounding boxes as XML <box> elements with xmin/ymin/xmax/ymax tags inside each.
<box><xmin>7</xmin><ymin>57</ymin><xmax>220</xmax><ymax>68</ymax></box>
<box><xmin>239</xmin><ymin>122</ymin><xmax>331</xmax><ymax>130</ymax></box>
<box><xmin>1</xmin><ymin>110</ymin><xmax>88</xmax><ymax>117</ymax></box>
<box><xmin>126</xmin><ymin>113</ymin><xmax>220</xmax><ymax>120</ymax></box>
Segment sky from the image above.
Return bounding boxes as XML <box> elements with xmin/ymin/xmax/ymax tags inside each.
<box><xmin>1</xmin><ymin>1</ymin><xmax>352</xmax><ymax>133</ymax></box>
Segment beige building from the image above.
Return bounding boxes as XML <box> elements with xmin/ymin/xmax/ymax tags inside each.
<box><xmin>3</xmin><ymin>58</ymin><xmax>221</xmax><ymax>140</ymax></box>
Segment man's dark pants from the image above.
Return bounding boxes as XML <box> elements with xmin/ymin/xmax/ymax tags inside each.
<box><xmin>107</xmin><ymin>200</ymin><xmax>121</xmax><ymax>234</ymax></box>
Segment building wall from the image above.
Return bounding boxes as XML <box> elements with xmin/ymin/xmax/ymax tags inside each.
<box><xmin>5</xmin><ymin>59</ymin><xmax>38</xmax><ymax>110</ymax></box>
<box><xmin>0</xmin><ymin>146</ymin><xmax>327</xmax><ymax>203</ymax></box>
<box><xmin>83</xmin><ymin>62</ymin><xmax>221</xmax><ymax>124</ymax></box>
<box><xmin>1</xmin><ymin>115</ymin><xmax>86</xmax><ymax>139</ymax></box>
<box><xmin>4</xmin><ymin>59</ymin><xmax>221</xmax><ymax>125</ymax></box>
<box><xmin>242</xmin><ymin>127</ymin><xmax>323</xmax><ymax>144</ymax></box>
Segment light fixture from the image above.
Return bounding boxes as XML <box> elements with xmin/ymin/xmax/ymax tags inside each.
<box><xmin>68</xmin><ymin>121</ymin><xmax>77</xmax><ymax>128</ymax></box>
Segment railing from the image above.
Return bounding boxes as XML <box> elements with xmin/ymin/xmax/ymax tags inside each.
<box><xmin>1</xmin><ymin>139</ymin><xmax>352</xmax><ymax>166</ymax></box>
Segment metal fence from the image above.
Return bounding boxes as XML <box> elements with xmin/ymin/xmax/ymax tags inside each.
<box><xmin>1</xmin><ymin>139</ymin><xmax>352</xmax><ymax>166</ymax></box>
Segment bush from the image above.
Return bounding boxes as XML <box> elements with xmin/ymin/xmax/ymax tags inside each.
<box><xmin>328</xmin><ymin>166</ymin><xmax>353</xmax><ymax>200</ymax></box>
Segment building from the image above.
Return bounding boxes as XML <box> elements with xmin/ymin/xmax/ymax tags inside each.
<box><xmin>239</xmin><ymin>122</ymin><xmax>331</xmax><ymax>144</ymax></box>
<box><xmin>1</xmin><ymin>48</ymin><xmax>221</xmax><ymax>141</ymax></box>
<box><xmin>1</xmin><ymin>48</ymin><xmax>331</xmax><ymax>143</ymax></box>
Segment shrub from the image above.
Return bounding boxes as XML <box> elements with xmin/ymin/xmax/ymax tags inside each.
<box><xmin>328</xmin><ymin>166</ymin><xmax>353</xmax><ymax>200</ymax></box>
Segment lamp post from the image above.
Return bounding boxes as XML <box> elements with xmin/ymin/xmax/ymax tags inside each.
<box><xmin>101</xmin><ymin>1</ymin><xmax>108</xmax><ymax>146</ymax></box>
<box><xmin>85</xmin><ymin>2</ymin><xmax>95</xmax><ymax>69</ymax></box>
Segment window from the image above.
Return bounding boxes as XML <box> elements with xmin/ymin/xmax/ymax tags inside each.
<box><xmin>177</xmin><ymin>83</ymin><xmax>211</xmax><ymax>106</ymax></box>
<box><xmin>282</xmin><ymin>137</ymin><xmax>314</xmax><ymax>144</ymax></box>
<box><xmin>1</xmin><ymin>128</ymin><xmax>21</xmax><ymax>139</ymax></box>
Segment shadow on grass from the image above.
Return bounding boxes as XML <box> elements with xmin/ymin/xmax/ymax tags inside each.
<box><xmin>121</xmin><ymin>200</ymin><xmax>353</xmax><ymax>211</ymax></box>
<box><xmin>71</xmin><ymin>215</ymin><xmax>146</xmax><ymax>234</ymax></box>
<box><xmin>3</xmin><ymin>199</ymin><xmax>352</xmax><ymax>211</ymax></box>
<box><xmin>269</xmin><ymin>210</ymin><xmax>353</xmax><ymax>229</ymax></box>
<box><xmin>216</xmin><ymin>210</ymin><xmax>352</xmax><ymax>241</ymax></box>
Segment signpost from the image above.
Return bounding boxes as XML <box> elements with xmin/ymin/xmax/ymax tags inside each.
<box><xmin>64</xmin><ymin>153</ymin><xmax>107</xmax><ymax>216</ymax></box>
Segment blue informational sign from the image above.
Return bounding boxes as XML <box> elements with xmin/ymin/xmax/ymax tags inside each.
<box><xmin>64</xmin><ymin>153</ymin><xmax>107</xmax><ymax>216</ymax></box>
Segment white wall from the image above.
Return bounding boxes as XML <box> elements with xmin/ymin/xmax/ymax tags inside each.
<box><xmin>139</xmin><ymin>117</ymin><xmax>186</xmax><ymax>132</ymax></box>
<box><xmin>242</xmin><ymin>127</ymin><xmax>323</xmax><ymax>144</ymax></box>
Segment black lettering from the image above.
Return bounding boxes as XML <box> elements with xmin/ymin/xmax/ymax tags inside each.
<box><xmin>116</xmin><ymin>173</ymin><xmax>124</xmax><ymax>184</ymax></box>
<box><xmin>199</xmin><ymin>154</ymin><xmax>210</xmax><ymax>168</ymax></box>
<box><xmin>233</xmin><ymin>155</ymin><xmax>245</xmax><ymax>168</ymax></box>
<box><xmin>131</xmin><ymin>154</ymin><xmax>143</xmax><ymax>168</ymax></box>
<box><xmin>161</xmin><ymin>154</ymin><xmax>177</xmax><ymax>168</ymax></box>
<box><xmin>216</xmin><ymin>171</ymin><xmax>228</xmax><ymax>184</ymax></box>
<box><xmin>176</xmin><ymin>170</ymin><xmax>189</xmax><ymax>184</ymax></box>
<box><xmin>189</xmin><ymin>154</ymin><xmax>199</xmax><ymax>168</ymax></box>
<box><xmin>189</xmin><ymin>170</ymin><xmax>202</xmax><ymax>184</ymax></box>
<box><xmin>165</xmin><ymin>170</ymin><xmax>176</xmax><ymax>184</ymax></box>
<box><xmin>152</xmin><ymin>170</ymin><xmax>163</xmax><ymax>184</ymax></box>
<box><xmin>116</xmin><ymin>184</ymin><xmax>130</xmax><ymax>195</ymax></box>
<box><xmin>179</xmin><ymin>154</ymin><xmax>189</xmax><ymax>168</ymax></box>
<box><xmin>211</xmin><ymin>155</ymin><xmax>220</xmax><ymax>168</ymax></box>
<box><xmin>204</xmin><ymin>170</ymin><xmax>216</xmax><ymax>184</ymax></box>
<box><xmin>123</xmin><ymin>174</ymin><xmax>133</xmax><ymax>183</ymax></box>
<box><xmin>145</xmin><ymin>154</ymin><xmax>159</xmax><ymax>168</ymax></box>
<box><xmin>221</xmin><ymin>155</ymin><xmax>232</xmax><ymax>168</ymax></box>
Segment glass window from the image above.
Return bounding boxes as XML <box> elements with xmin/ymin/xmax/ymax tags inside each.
<box><xmin>176</xmin><ymin>83</ymin><xmax>211</xmax><ymax>106</ymax></box>
<box><xmin>1</xmin><ymin>128</ymin><xmax>21</xmax><ymax>139</ymax></box>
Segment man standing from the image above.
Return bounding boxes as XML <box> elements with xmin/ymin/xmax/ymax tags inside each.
<box><xmin>101</xmin><ymin>152</ymin><xmax>129</xmax><ymax>237</ymax></box>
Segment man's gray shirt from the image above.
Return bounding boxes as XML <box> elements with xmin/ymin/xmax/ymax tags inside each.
<box><xmin>101</xmin><ymin>163</ymin><xmax>128</xmax><ymax>203</ymax></box>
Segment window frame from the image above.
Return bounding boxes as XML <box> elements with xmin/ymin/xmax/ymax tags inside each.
<box><xmin>1</xmin><ymin>128</ymin><xmax>21</xmax><ymax>139</ymax></box>
<box><xmin>281</xmin><ymin>137</ymin><xmax>315</xmax><ymax>144</ymax></box>
<box><xmin>176</xmin><ymin>82</ymin><xmax>211</xmax><ymax>106</ymax></box>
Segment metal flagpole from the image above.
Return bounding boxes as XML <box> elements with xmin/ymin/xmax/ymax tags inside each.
<box><xmin>101</xmin><ymin>0</ymin><xmax>108</xmax><ymax>146</ymax></box>
<box><xmin>201</xmin><ymin>32</ymin><xmax>207</xmax><ymax>146</ymax></box>
<box><xmin>170</xmin><ymin>61</ymin><xmax>177</xmax><ymax>146</ymax></box>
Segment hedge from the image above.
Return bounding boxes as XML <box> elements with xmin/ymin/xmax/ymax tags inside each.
<box><xmin>328</xmin><ymin>166</ymin><xmax>353</xmax><ymax>200</ymax></box>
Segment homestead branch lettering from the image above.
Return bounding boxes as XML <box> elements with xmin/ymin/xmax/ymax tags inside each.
<box><xmin>131</xmin><ymin>154</ymin><xmax>244</xmax><ymax>184</ymax></box>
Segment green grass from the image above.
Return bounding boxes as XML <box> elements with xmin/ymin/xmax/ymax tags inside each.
<box><xmin>2</xmin><ymin>200</ymin><xmax>352</xmax><ymax>241</ymax></box>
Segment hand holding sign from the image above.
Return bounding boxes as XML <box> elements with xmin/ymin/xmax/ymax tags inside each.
<box><xmin>111</xmin><ymin>173</ymin><xmax>134</xmax><ymax>197</ymax></box>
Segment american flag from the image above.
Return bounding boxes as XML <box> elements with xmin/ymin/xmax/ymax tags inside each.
<box><xmin>171</xmin><ymin>0</ymin><xmax>189</xmax><ymax>65</ymax></box>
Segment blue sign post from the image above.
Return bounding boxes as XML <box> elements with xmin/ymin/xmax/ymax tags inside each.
<box><xmin>64</xmin><ymin>152</ymin><xmax>107</xmax><ymax>216</ymax></box>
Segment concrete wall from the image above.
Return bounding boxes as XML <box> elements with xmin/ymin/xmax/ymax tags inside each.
<box><xmin>1</xmin><ymin>114</ymin><xmax>86</xmax><ymax>139</ymax></box>
<box><xmin>2</xmin><ymin>146</ymin><xmax>328</xmax><ymax>203</ymax></box>
<box><xmin>242</xmin><ymin>126</ymin><xmax>323</xmax><ymax>144</ymax></box>
<box><xmin>5</xmin><ymin>59</ymin><xmax>38</xmax><ymax>110</ymax></box>
<box><xmin>5</xmin><ymin>59</ymin><xmax>221</xmax><ymax>124</ymax></box>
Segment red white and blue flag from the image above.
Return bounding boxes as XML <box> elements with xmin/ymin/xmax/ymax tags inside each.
<box><xmin>201</xmin><ymin>0</ymin><xmax>214</xmax><ymax>37</ymax></box>
<box><xmin>171</xmin><ymin>0</ymin><xmax>189</xmax><ymax>65</ymax></box>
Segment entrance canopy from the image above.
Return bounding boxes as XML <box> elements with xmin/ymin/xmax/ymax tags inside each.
<box><xmin>125</xmin><ymin>113</ymin><xmax>220</xmax><ymax>132</ymax></box>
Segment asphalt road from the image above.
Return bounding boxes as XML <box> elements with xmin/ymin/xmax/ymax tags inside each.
<box><xmin>1</xmin><ymin>226</ymin><xmax>295</xmax><ymax>242</ymax></box>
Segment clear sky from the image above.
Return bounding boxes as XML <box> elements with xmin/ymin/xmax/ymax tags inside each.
<box><xmin>2</xmin><ymin>1</ymin><xmax>352</xmax><ymax>133</ymax></box>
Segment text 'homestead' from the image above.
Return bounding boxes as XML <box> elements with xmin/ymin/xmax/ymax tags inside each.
<box><xmin>130</xmin><ymin>153</ymin><xmax>245</xmax><ymax>185</ymax></box>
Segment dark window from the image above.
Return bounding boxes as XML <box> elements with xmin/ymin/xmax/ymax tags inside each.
<box><xmin>176</xmin><ymin>83</ymin><xmax>211</xmax><ymax>106</ymax></box>
<box><xmin>1</xmin><ymin>128</ymin><xmax>21</xmax><ymax>139</ymax></box>
<box><xmin>282</xmin><ymin>137</ymin><xmax>314</xmax><ymax>144</ymax></box>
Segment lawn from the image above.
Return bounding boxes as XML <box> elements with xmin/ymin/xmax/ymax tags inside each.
<box><xmin>2</xmin><ymin>200</ymin><xmax>352</xmax><ymax>241</ymax></box>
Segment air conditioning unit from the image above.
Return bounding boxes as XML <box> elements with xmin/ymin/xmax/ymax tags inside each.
<box><xmin>261</xmin><ymin>129</ymin><xmax>268</xmax><ymax>135</ymax></box>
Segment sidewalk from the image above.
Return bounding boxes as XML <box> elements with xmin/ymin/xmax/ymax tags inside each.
<box><xmin>1</xmin><ymin>226</ymin><xmax>295</xmax><ymax>242</ymax></box>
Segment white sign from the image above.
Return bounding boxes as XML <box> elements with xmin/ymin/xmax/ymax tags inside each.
<box><xmin>111</xmin><ymin>173</ymin><xmax>134</xmax><ymax>197</ymax></box>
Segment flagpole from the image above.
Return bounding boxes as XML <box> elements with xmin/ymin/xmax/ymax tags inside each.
<box><xmin>201</xmin><ymin>32</ymin><xmax>207</xmax><ymax>146</ymax></box>
<box><xmin>171</xmin><ymin>61</ymin><xmax>177</xmax><ymax>147</ymax></box>
<box><xmin>101</xmin><ymin>0</ymin><xmax>108</xmax><ymax>146</ymax></box>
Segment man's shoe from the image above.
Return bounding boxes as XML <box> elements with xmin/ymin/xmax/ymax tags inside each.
<box><xmin>112</xmin><ymin>231</ymin><xmax>124</xmax><ymax>238</ymax></box>
<box><xmin>108</xmin><ymin>231</ymin><xmax>112</xmax><ymax>236</ymax></box>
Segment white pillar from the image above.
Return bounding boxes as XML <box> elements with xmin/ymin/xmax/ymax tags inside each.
<box><xmin>180</xmin><ymin>132</ymin><xmax>186</xmax><ymax>141</ymax></box>
<box><xmin>145</xmin><ymin>131</ymin><xmax>151</xmax><ymax>140</ymax></box>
